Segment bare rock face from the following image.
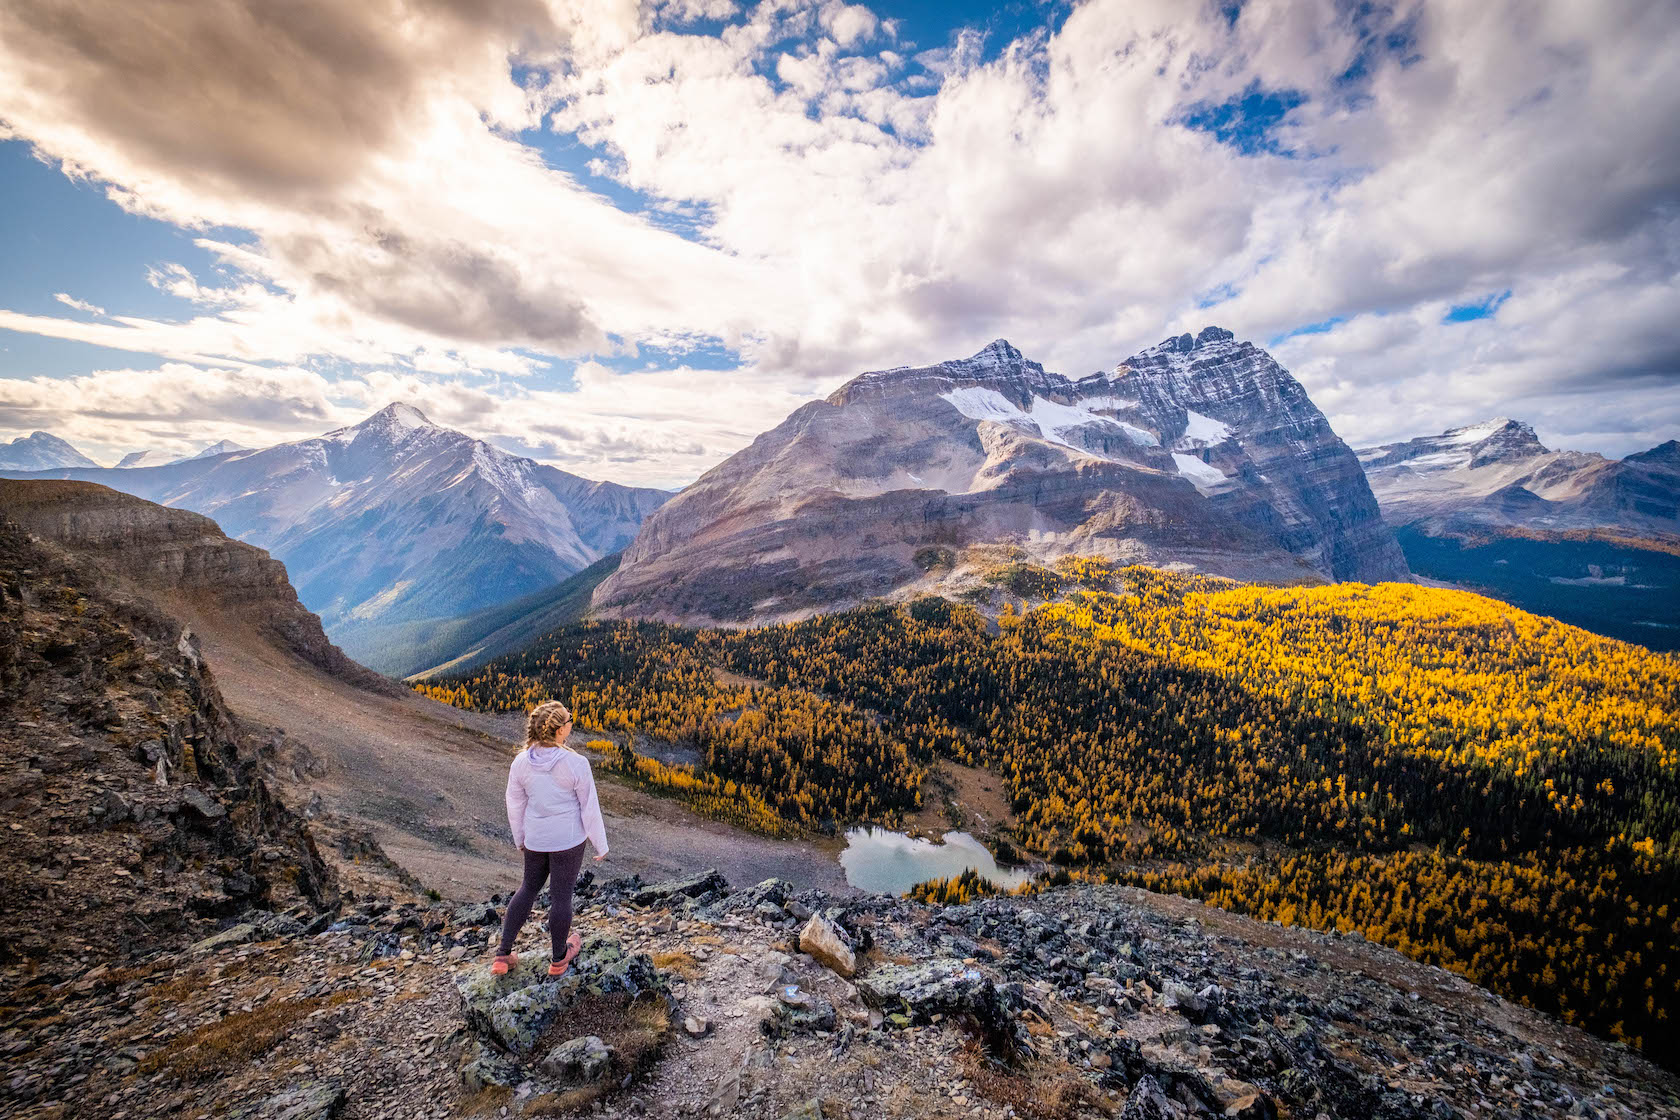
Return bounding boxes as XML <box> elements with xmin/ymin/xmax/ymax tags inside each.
<box><xmin>596</xmin><ymin>328</ymin><xmax>1405</xmax><ymax>624</ymax></box>
<box><xmin>0</xmin><ymin>480</ymin><xmax>397</xmax><ymax>696</ymax></box>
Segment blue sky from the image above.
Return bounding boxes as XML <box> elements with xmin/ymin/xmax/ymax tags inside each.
<box><xmin>0</xmin><ymin>0</ymin><xmax>1675</xmax><ymax>485</ymax></box>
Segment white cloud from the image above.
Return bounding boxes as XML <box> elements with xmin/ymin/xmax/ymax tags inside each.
<box><xmin>52</xmin><ymin>293</ymin><xmax>104</xmax><ymax>316</ymax></box>
<box><xmin>1</xmin><ymin>0</ymin><xmax>1677</xmax><ymax>483</ymax></box>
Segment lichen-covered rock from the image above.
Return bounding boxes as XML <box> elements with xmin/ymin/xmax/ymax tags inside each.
<box><xmin>236</xmin><ymin>1080</ymin><xmax>345</xmax><ymax>1120</ymax></box>
<box><xmin>1119</xmin><ymin>1075</ymin><xmax>1172</xmax><ymax>1120</ymax></box>
<box><xmin>191</xmin><ymin>922</ymin><xmax>260</xmax><ymax>954</ymax></box>
<box><xmin>762</xmin><ymin>988</ymin><xmax>837</xmax><ymax>1039</ymax></box>
<box><xmin>855</xmin><ymin>959</ymin><xmax>1027</xmax><ymax>1057</ymax></box>
<box><xmin>451</xmin><ymin>902</ymin><xmax>498</xmax><ymax>928</ymax></box>
<box><xmin>458</xmin><ymin>1040</ymin><xmax>522</xmax><ymax>1093</ymax></box>
<box><xmin>454</xmin><ymin>934</ymin><xmax>666</xmax><ymax>1054</ymax></box>
<box><xmin>540</xmin><ymin>1035</ymin><xmax>613</xmax><ymax>1086</ymax></box>
<box><xmin>191</xmin><ymin>911</ymin><xmax>306</xmax><ymax>953</ymax></box>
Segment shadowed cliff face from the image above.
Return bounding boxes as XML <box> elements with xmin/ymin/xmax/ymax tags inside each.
<box><xmin>0</xmin><ymin>506</ymin><xmax>337</xmax><ymax>966</ymax></box>
<box><xmin>0</xmin><ymin>479</ymin><xmax>398</xmax><ymax>697</ymax></box>
<box><xmin>595</xmin><ymin>329</ymin><xmax>1406</xmax><ymax>625</ymax></box>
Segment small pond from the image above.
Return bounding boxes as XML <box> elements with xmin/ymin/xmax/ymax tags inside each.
<box><xmin>838</xmin><ymin>827</ymin><xmax>1033</xmax><ymax>896</ymax></box>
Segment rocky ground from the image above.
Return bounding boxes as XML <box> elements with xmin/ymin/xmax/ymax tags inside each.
<box><xmin>4</xmin><ymin>866</ymin><xmax>1678</xmax><ymax>1120</ymax></box>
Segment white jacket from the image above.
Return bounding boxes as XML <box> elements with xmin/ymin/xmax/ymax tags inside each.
<box><xmin>505</xmin><ymin>746</ymin><xmax>609</xmax><ymax>855</ymax></box>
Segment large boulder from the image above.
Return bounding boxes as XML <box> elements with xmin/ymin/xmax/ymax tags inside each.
<box><xmin>454</xmin><ymin>934</ymin><xmax>664</xmax><ymax>1054</ymax></box>
<box><xmin>798</xmin><ymin>913</ymin><xmax>856</xmax><ymax>978</ymax></box>
<box><xmin>762</xmin><ymin>988</ymin><xmax>838</xmax><ymax>1039</ymax></box>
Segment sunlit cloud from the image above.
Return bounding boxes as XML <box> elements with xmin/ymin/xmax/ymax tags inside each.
<box><xmin>0</xmin><ymin>0</ymin><xmax>1675</xmax><ymax>478</ymax></box>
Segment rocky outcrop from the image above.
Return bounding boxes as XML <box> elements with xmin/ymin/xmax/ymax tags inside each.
<box><xmin>0</xmin><ymin>404</ymin><xmax>669</xmax><ymax>670</ymax></box>
<box><xmin>596</xmin><ymin>328</ymin><xmax>1406</xmax><ymax>625</ymax></box>
<box><xmin>0</xmin><ymin>511</ymin><xmax>337</xmax><ymax>966</ymax></box>
<box><xmin>0</xmin><ymin>479</ymin><xmax>398</xmax><ymax>696</ymax></box>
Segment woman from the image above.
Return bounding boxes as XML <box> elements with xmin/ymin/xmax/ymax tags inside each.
<box><xmin>493</xmin><ymin>699</ymin><xmax>609</xmax><ymax>976</ymax></box>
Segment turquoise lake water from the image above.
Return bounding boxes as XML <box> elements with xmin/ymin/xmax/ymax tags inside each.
<box><xmin>837</xmin><ymin>827</ymin><xmax>1033</xmax><ymax>895</ymax></box>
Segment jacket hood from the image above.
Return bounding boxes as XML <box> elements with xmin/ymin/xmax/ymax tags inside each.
<box><xmin>527</xmin><ymin>745</ymin><xmax>566</xmax><ymax>773</ymax></box>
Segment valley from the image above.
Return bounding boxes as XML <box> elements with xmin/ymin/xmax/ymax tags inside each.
<box><xmin>422</xmin><ymin>558</ymin><xmax>1680</xmax><ymax>1067</ymax></box>
<box><xmin>4</xmin><ymin>338</ymin><xmax>1678</xmax><ymax>1112</ymax></box>
<box><xmin>0</xmin><ymin>404</ymin><xmax>669</xmax><ymax>672</ymax></box>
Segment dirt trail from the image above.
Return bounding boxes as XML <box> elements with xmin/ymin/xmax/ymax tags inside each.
<box><xmin>175</xmin><ymin>601</ymin><xmax>854</xmax><ymax>902</ymax></box>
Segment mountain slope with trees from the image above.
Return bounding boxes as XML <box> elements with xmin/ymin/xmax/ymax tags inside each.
<box><xmin>423</xmin><ymin>560</ymin><xmax>1680</xmax><ymax>1066</ymax></box>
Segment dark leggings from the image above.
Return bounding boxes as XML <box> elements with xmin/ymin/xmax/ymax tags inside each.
<box><xmin>497</xmin><ymin>843</ymin><xmax>587</xmax><ymax>957</ymax></box>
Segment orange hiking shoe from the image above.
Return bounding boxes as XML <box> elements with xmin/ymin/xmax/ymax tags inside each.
<box><xmin>491</xmin><ymin>952</ymin><xmax>517</xmax><ymax>975</ymax></box>
<box><xmin>548</xmin><ymin>932</ymin><xmax>583</xmax><ymax>978</ymax></box>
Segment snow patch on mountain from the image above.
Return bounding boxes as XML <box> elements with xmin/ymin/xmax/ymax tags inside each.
<box><xmin>941</xmin><ymin>386</ymin><xmax>1023</xmax><ymax>425</ymax></box>
<box><xmin>940</xmin><ymin>388</ymin><xmax>1158</xmax><ymax>450</ymax></box>
<box><xmin>1448</xmin><ymin>418</ymin><xmax>1514</xmax><ymax>444</ymax></box>
<box><xmin>1172</xmin><ymin>452</ymin><xmax>1228</xmax><ymax>493</ymax></box>
<box><xmin>1178</xmin><ymin>410</ymin><xmax>1232</xmax><ymax>448</ymax></box>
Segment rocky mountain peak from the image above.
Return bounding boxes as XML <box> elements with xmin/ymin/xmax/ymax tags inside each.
<box><xmin>1453</xmin><ymin>418</ymin><xmax>1548</xmax><ymax>468</ymax></box>
<box><xmin>349</xmin><ymin>401</ymin><xmax>439</xmax><ymax>439</ymax></box>
<box><xmin>1136</xmin><ymin>325</ymin><xmax>1240</xmax><ymax>360</ymax></box>
<box><xmin>184</xmin><ymin>438</ymin><xmax>250</xmax><ymax>461</ymax></box>
<box><xmin>1626</xmin><ymin>438</ymin><xmax>1680</xmax><ymax>466</ymax></box>
<box><xmin>0</xmin><ymin>430</ymin><xmax>100</xmax><ymax>471</ymax></box>
<box><xmin>965</xmin><ymin>337</ymin><xmax>1027</xmax><ymax>367</ymax></box>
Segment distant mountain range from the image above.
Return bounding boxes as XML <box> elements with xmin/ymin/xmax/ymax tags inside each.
<box><xmin>0</xmin><ymin>404</ymin><xmax>668</xmax><ymax>670</ymax></box>
<box><xmin>117</xmin><ymin>439</ymin><xmax>250</xmax><ymax>468</ymax></box>
<box><xmin>5</xmin><ymin>341</ymin><xmax>1674</xmax><ymax>661</ymax></box>
<box><xmin>595</xmin><ymin>328</ymin><xmax>1407</xmax><ymax>625</ymax></box>
<box><xmin>1357</xmin><ymin>420</ymin><xmax>1680</xmax><ymax>649</ymax></box>
<box><xmin>0</xmin><ymin>431</ymin><xmax>99</xmax><ymax>471</ymax></box>
<box><xmin>1359</xmin><ymin>419</ymin><xmax>1679</xmax><ymax>533</ymax></box>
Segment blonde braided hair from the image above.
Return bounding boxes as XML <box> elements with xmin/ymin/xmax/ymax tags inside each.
<box><xmin>524</xmin><ymin>699</ymin><xmax>573</xmax><ymax>749</ymax></box>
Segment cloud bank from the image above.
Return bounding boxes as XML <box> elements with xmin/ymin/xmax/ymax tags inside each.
<box><xmin>1</xmin><ymin>0</ymin><xmax>1676</xmax><ymax>483</ymax></box>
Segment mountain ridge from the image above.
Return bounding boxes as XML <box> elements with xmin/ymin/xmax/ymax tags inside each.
<box><xmin>595</xmin><ymin>328</ymin><xmax>1406</xmax><ymax>625</ymax></box>
<box><xmin>0</xmin><ymin>430</ymin><xmax>100</xmax><ymax>471</ymax></box>
<box><xmin>1356</xmin><ymin>419</ymin><xmax>1680</xmax><ymax>649</ymax></box>
<box><xmin>0</xmin><ymin>403</ymin><xmax>669</xmax><ymax>669</ymax></box>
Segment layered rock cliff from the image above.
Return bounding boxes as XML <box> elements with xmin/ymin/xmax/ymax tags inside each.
<box><xmin>0</xmin><ymin>479</ymin><xmax>397</xmax><ymax>696</ymax></box>
<box><xmin>596</xmin><ymin>328</ymin><xmax>1406</xmax><ymax>624</ymax></box>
